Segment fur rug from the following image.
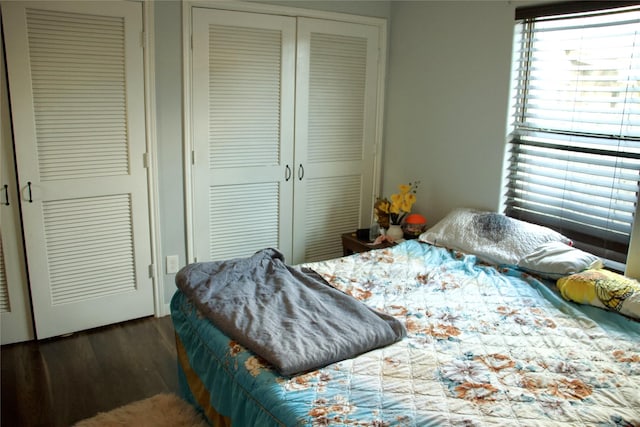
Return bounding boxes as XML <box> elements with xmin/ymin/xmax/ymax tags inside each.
<box><xmin>74</xmin><ymin>393</ymin><xmax>208</xmax><ymax>427</ymax></box>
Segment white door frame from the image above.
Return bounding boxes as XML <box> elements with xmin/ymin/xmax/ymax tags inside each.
<box><xmin>141</xmin><ymin>0</ymin><xmax>163</xmax><ymax>316</ymax></box>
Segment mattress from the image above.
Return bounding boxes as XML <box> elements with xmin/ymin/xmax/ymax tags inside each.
<box><xmin>171</xmin><ymin>240</ymin><xmax>640</xmax><ymax>426</ymax></box>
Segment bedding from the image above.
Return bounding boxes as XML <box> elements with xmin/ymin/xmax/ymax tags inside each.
<box><xmin>419</xmin><ymin>208</ymin><xmax>572</xmax><ymax>265</ymax></box>
<box><xmin>171</xmin><ymin>240</ymin><xmax>640</xmax><ymax>426</ymax></box>
<box><xmin>517</xmin><ymin>241</ymin><xmax>603</xmax><ymax>280</ymax></box>
<box><xmin>175</xmin><ymin>248</ymin><xmax>405</xmax><ymax>376</ymax></box>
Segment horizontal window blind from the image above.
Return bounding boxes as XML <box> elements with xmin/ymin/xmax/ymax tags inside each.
<box><xmin>505</xmin><ymin>5</ymin><xmax>640</xmax><ymax>269</ymax></box>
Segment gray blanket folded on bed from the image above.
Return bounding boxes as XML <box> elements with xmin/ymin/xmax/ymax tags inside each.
<box><xmin>175</xmin><ymin>248</ymin><xmax>406</xmax><ymax>376</ymax></box>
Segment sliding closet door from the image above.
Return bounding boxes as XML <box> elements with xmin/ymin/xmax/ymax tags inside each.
<box><xmin>2</xmin><ymin>1</ymin><xmax>153</xmax><ymax>339</ymax></box>
<box><xmin>192</xmin><ymin>8</ymin><xmax>296</xmax><ymax>262</ymax></box>
<box><xmin>0</xmin><ymin>33</ymin><xmax>34</xmax><ymax>345</ymax></box>
<box><xmin>292</xmin><ymin>18</ymin><xmax>380</xmax><ymax>263</ymax></box>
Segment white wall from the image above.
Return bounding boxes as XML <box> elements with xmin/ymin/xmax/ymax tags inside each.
<box><xmin>383</xmin><ymin>1</ymin><xmax>516</xmax><ymax>226</ymax></box>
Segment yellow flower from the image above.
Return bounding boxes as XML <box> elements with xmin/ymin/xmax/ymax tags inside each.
<box><xmin>378</xmin><ymin>200</ymin><xmax>389</xmax><ymax>213</ymax></box>
<box><xmin>374</xmin><ymin>197</ymin><xmax>391</xmax><ymax>228</ymax></box>
<box><xmin>374</xmin><ymin>181</ymin><xmax>420</xmax><ymax>226</ymax></box>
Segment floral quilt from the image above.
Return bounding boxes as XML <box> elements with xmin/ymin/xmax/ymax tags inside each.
<box><xmin>171</xmin><ymin>240</ymin><xmax>640</xmax><ymax>426</ymax></box>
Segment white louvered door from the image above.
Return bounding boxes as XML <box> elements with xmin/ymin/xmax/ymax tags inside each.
<box><xmin>192</xmin><ymin>9</ymin><xmax>296</xmax><ymax>262</ymax></box>
<box><xmin>1</xmin><ymin>33</ymin><xmax>34</xmax><ymax>345</ymax></box>
<box><xmin>292</xmin><ymin>18</ymin><xmax>379</xmax><ymax>263</ymax></box>
<box><xmin>2</xmin><ymin>1</ymin><xmax>153</xmax><ymax>339</ymax></box>
<box><xmin>191</xmin><ymin>9</ymin><xmax>381</xmax><ymax>265</ymax></box>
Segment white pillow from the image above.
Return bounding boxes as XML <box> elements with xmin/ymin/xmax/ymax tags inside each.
<box><xmin>419</xmin><ymin>208</ymin><xmax>572</xmax><ymax>265</ymax></box>
<box><xmin>517</xmin><ymin>241</ymin><xmax>603</xmax><ymax>279</ymax></box>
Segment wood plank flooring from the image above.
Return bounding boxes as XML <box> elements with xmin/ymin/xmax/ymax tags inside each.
<box><xmin>1</xmin><ymin>315</ymin><xmax>179</xmax><ymax>427</ymax></box>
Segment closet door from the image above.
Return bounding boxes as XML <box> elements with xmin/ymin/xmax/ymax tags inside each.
<box><xmin>192</xmin><ymin>8</ymin><xmax>296</xmax><ymax>262</ymax></box>
<box><xmin>2</xmin><ymin>1</ymin><xmax>153</xmax><ymax>339</ymax></box>
<box><xmin>293</xmin><ymin>18</ymin><xmax>380</xmax><ymax>263</ymax></box>
<box><xmin>1</xmin><ymin>34</ymin><xmax>34</xmax><ymax>345</ymax></box>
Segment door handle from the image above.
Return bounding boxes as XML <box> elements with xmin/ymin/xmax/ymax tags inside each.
<box><xmin>285</xmin><ymin>165</ymin><xmax>291</xmax><ymax>182</ymax></box>
<box><xmin>3</xmin><ymin>184</ymin><xmax>8</xmax><ymax>206</ymax></box>
<box><xmin>27</xmin><ymin>181</ymin><xmax>33</xmax><ymax>203</ymax></box>
<box><xmin>298</xmin><ymin>164</ymin><xmax>304</xmax><ymax>181</ymax></box>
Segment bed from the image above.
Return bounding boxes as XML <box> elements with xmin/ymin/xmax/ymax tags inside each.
<box><xmin>171</xmin><ymin>210</ymin><xmax>640</xmax><ymax>426</ymax></box>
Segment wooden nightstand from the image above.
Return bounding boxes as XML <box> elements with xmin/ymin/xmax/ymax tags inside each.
<box><xmin>341</xmin><ymin>232</ymin><xmax>394</xmax><ymax>256</ymax></box>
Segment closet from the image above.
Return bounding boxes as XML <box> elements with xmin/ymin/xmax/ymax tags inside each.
<box><xmin>190</xmin><ymin>7</ymin><xmax>384</xmax><ymax>265</ymax></box>
<box><xmin>1</xmin><ymin>1</ymin><xmax>154</xmax><ymax>340</ymax></box>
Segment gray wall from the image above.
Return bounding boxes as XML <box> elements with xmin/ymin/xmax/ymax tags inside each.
<box><xmin>154</xmin><ymin>1</ymin><xmax>186</xmax><ymax>305</ymax></box>
<box><xmin>250</xmin><ymin>0</ymin><xmax>391</xmax><ymax>18</ymax></box>
<box><xmin>383</xmin><ymin>1</ymin><xmax>516</xmax><ymax>225</ymax></box>
<box><xmin>382</xmin><ymin>0</ymin><xmax>640</xmax><ymax>278</ymax></box>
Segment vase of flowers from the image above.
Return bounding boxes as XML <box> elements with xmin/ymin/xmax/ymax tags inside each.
<box><xmin>374</xmin><ymin>181</ymin><xmax>419</xmax><ymax>240</ymax></box>
<box><xmin>386</xmin><ymin>224</ymin><xmax>404</xmax><ymax>241</ymax></box>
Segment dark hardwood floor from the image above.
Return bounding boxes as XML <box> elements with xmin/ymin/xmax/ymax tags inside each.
<box><xmin>1</xmin><ymin>315</ymin><xmax>179</xmax><ymax>427</ymax></box>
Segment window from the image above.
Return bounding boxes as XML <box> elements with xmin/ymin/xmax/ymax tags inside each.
<box><xmin>504</xmin><ymin>2</ymin><xmax>640</xmax><ymax>271</ymax></box>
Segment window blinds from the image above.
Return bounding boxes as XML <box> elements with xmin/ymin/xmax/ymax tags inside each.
<box><xmin>505</xmin><ymin>5</ymin><xmax>640</xmax><ymax>268</ymax></box>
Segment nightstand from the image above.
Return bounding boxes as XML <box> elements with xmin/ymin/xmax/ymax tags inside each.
<box><xmin>341</xmin><ymin>232</ymin><xmax>394</xmax><ymax>256</ymax></box>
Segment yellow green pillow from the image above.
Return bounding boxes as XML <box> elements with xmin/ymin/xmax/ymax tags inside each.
<box><xmin>557</xmin><ymin>269</ymin><xmax>640</xmax><ymax>320</ymax></box>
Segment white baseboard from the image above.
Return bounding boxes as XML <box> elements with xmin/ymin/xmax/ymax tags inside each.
<box><xmin>161</xmin><ymin>303</ymin><xmax>171</xmax><ymax>317</ymax></box>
